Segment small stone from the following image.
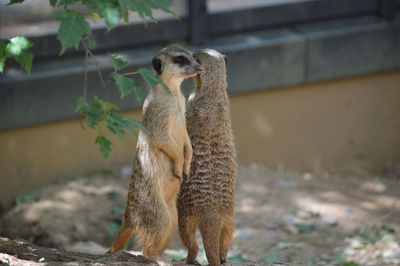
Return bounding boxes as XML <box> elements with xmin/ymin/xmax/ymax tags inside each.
<box><xmin>283</xmin><ymin>214</ymin><xmax>297</xmax><ymax>225</ymax></box>
<box><xmin>320</xmin><ymin>253</ymin><xmax>330</xmax><ymax>260</ymax></box>
<box><xmin>236</xmin><ymin>230</ymin><xmax>252</xmax><ymax>239</ymax></box>
<box><xmin>266</xmin><ymin>223</ymin><xmax>278</xmax><ymax>230</ymax></box>
<box><xmin>303</xmin><ymin>173</ymin><xmax>313</xmax><ymax>180</ymax></box>
<box><xmin>345</xmin><ymin>208</ymin><xmax>353</xmax><ymax>214</ymax></box>
<box><xmin>120</xmin><ymin>166</ymin><xmax>131</xmax><ymax>176</ymax></box>
<box><xmin>344</xmin><ymin>247</ymin><xmax>356</xmax><ymax>256</ymax></box>
<box><xmin>276</xmin><ymin>242</ymin><xmax>303</xmax><ymax>249</ymax></box>
<box><xmin>361</xmin><ymin>181</ymin><xmax>386</xmax><ymax>193</ymax></box>
<box><xmin>284</xmin><ymin>225</ymin><xmax>299</xmax><ymax>234</ymax></box>
<box><xmin>322</xmin><ymin>216</ymin><xmax>338</xmax><ymax>226</ymax></box>
<box><xmin>276</xmin><ymin>178</ymin><xmax>297</xmax><ymax>189</ymax></box>
<box><xmin>383</xmin><ymin>250</ymin><xmax>397</xmax><ymax>258</ymax></box>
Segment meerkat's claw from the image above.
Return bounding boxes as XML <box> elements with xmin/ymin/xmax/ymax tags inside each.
<box><xmin>183</xmin><ymin>172</ymin><xmax>189</xmax><ymax>180</ymax></box>
<box><xmin>174</xmin><ymin>173</ymin><xmax>183</xmax><ymax>183</ymax></box>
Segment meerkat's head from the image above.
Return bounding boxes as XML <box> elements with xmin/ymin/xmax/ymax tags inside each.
<box><xmin>152</xmin><ymin>46</ymin><xmax>201</xmax><ymax>82</ymax></box>
<box><xmin>193</xmin><ymin>49</ymin><xmax>227</xmax><ymax>88</ymax></box>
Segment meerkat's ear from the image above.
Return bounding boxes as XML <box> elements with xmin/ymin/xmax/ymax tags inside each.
<box><xmin>152</xmin><ymin>57</ymin><xmax>162</xmax><ymax>75</ymax></box>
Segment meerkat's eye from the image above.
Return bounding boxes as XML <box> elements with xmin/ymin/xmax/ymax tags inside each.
<box><xmin>173</xmin><ymin>56</ymin><xmax>187</xmax><ymax>66</ymax></box>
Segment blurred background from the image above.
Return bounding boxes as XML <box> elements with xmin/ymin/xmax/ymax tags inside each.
<box><xmin>1</xmin><ymin>0</ymin><xmax>400</xmax><ymax>265</ymax></box>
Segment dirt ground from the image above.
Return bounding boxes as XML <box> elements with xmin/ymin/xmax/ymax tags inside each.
<box><xmin>1</xmin><ymin>163</ymin><xmax>399</xmax><ymax>265</ymax></box>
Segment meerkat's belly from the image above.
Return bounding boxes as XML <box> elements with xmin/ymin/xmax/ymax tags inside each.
<box><xmin>157</xmin><ymin>151</ymin><xmax>180</xmax><ymax>204</ymax></box>
<box><xmin>170</xmin><ymin>105</ymin><xmax>186</xmax><ymax>147</ymax></box>
<box><xmin>161</xmin><ymin>108</ymin><xmax>186</xmax><ymax>203</ymax></box>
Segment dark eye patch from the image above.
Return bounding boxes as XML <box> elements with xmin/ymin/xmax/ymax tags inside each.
<box><xmin>173</xmin><ymin>56</ymin><xmax>188</xmax><ymax>66</ymax></box>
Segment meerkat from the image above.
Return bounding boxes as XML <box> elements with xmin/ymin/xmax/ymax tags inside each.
<box><xmin>177</xmin><ymin>49</ymin><xmax>237</xmax><ymax>266</ymax></box>
<box><xmin>108</xmin><ymin>46</ymin><xmax>200</xmax><ymax>266</ymax></box>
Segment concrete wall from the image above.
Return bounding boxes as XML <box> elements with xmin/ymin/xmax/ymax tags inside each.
<box><xmin>1</xmin><ymin>70</ymin><xmax>400</xmax><ymax>208</ymax></box>
<box><xmin>231</xmin><ymin>70</ymin><xmax>400</xmax><ymax>175</ymax></box>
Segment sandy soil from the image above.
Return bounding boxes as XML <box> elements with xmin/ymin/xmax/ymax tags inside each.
<box><xmin>1</xmin><ymin>163</ymin><xmax>399</xmax><ymax>265</ymax></box>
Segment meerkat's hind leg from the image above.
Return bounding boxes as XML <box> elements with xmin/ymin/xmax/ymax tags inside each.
<box><xmin>158</xmin><ymin>202</ymin><xmax>178</xmax><ymax>253</ymax></box>
<box><xmin>143</xmin><ymin>242</ymin><xmax>173</xmax><ymax>266</ymax></box>
<box><xmin>219</xmin><ymin>215</ymin><xmax>234</xmax><ymax>264</ymax></box>
<box><xmin>107</xmin><ymin>218</ymin><xmax>134</xmax><ymax>254</ymax></box>
<box><xmin>179</xmin><ymin>216</ymin><xmax>200</xmax><ymax>264</ymax></box>
<box><xmin>198</xmin><ymin>212</ymin><xmax>222</xmax><ymax>266</ymax></box>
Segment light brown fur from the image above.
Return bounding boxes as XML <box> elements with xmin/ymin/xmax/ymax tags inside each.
<box><xmin>177</xmin><ymin>49</ymin><xmax>237</xmax><ymax>266</ymax></box>
<box><xmin>108</xmin><ymin>47</ymin><xmax>200</xmax><ymax>266</ymax></box>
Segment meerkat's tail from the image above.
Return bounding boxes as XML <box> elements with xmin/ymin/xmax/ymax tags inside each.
<box><xmin>198</xmin><ymin>212</ymin><xmax>223</xmax><ymax>266</ymax></box>
<box><xmin>107</xmin><ymin>219</ymin><xmax>135</xmax><ymax>254</ymax></box>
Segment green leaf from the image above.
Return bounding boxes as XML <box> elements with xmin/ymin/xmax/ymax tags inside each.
<box><xmin>104</xmin><ymin>113</ymin><xmax>126</xmax><ymax>139</ymax></box>
<box><xmin>86</xmin><ymin>104</ymin><xmax>102</xmax><ymax>128</ymax></box>
<box><xmin>54</xmin><ymin>10</ymin><xmax>90</xmax><ymax>55</ymax></box>
<box><xmin>94</xmin><ymin>96</ymin><xmax>119</xmax><ymax>112</ymax></box>
<box><xmin>95</xmin><ymin>135</ymin><xmax>112</xmax><ymax>159</ymax></box>
<box><xmin>121</xmin><ymin>114</ymin><xmax>149</xmax><ymax>135</ymax></box>
<box><xmin>7</xmin><ymin>0</ymin><xmax>24</xmax><ymax>5</ymax></box>
<box><xmin>117</xmin><ymin>0</ymin><xmax>129</xmax><ymax>23</ymax></box>
<box><xmin>75</xmin><ymin>96</ymin><xmax>90</xmax><ymax>113</ymax></box>
<box><xmin>147</xmin><ymin>0</ymin><xmax>172</xmax><ymax>13</ymax></box>
<box><xmin>131</xmin><ymin>82</ymin><xmax>143</xmax><ymax>102</ymax></box>
<box><xmin>15</xmin><ymin>49</ymin><xmax>33</xmax><ymax>75</ymax></box>
<box><xmin>88</xmin><ymin>37</ymin><xmax>96</xmax><ymax>48</ymax></box>
<box><xmin>5</xmin><ymin>36</ymin><xmax>33</xmax><ymax>57</ymax></box>
<box><xmin>10</xmin><ymin>36</ymin><xmax>33</xmax><ymax>50</ymax></box>
<box><xmin>0</xmin><ymin>41</ymin><xmax>6</xmax><ymax>73</ymax></box>
<box><xmin>110</xmin><ymin>72</ymin><xmax>142</xmax><ymax>101</ymax></box>
<box><xmin>109</xmin><ymin>53</ymin><xmax>128</xmax><ymax>70</ymax></box>
<box><xmin>104</xmin><ymin>112</ymin><xmax>148</xmax><ymax>139</ymax></box>
<box><xmin>124</xmin><ymin>0</ymin><xmax>155</xmax><ymax>23</ymax></box>
<box><xmin>5</xmin><ymin>42</ymin><xmax>21</xmax><ymax>57</ymax></box>
<box><xmin>49</xmin><ymin>0</ymin><xmax>57</xmax><ymax>7</ymax></box>
<box><xmin>75</xmin><ymin>96</ymin><xmax>102</xmax><ymax>129</ymax></box>
<box><xmin>3</xmin><ymin>37</ymin><xmax>34</xmax><ymax>75</ymax></box>
<box><xmin>138</xmin><ymin>68</ymin><xmax>161</xmax><ymax>88</ymax></box>
<box><xmin>123</xmin><ymin>0</ymin><xmax>176</xmax><ymax>23</ymax></box>
<box><xmin>102</xmin><ymin>6</ymin><xmax>120</xmax><ymax>30</ymax></box>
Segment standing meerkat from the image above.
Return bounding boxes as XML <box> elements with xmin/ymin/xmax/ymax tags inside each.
<box><xmin>108</xmin><ymin>46</ymin><xmax>200</xmax><ymax>266</ymax></box>
<box><xmin>177</xmin><ymin>49</ymin><xmax>237</xmax><ymax>266</ymax></box>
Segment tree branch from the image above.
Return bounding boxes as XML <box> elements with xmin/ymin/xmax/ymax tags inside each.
<box><xmin>80</xmin><ymin>39</ymin><xmax>107</xmax><ymax>89</ymax></box>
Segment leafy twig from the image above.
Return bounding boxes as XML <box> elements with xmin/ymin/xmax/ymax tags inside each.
<box><xmin>80</xmin><ymin>39</ymin><xmax>107</xmax><ymax>89</ymax></box>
